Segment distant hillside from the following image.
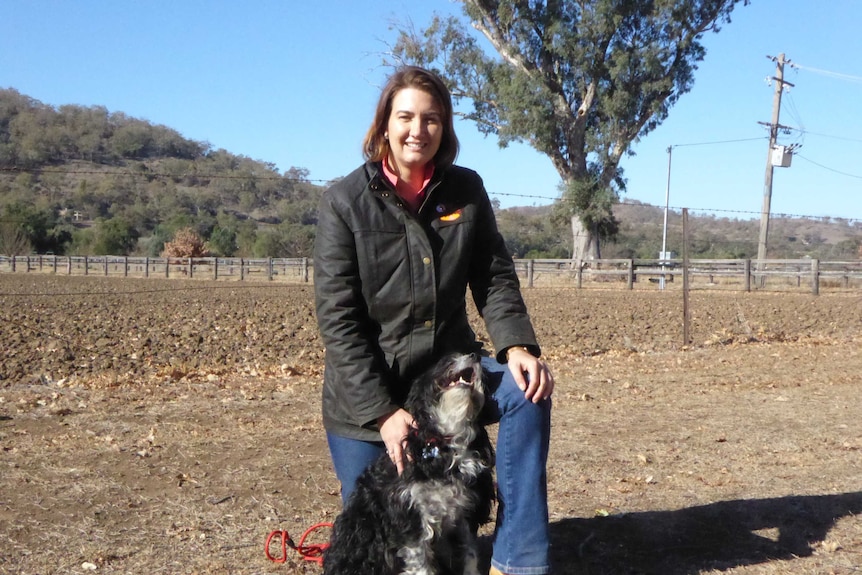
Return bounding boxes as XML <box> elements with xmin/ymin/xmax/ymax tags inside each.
<box><xmin>1</xmin><ymin>88</ymin><xmax>859</xmax><ymax>260</ymax></box>
<box><xmin>496</xmin><ymin>200</ymin><xmax>861</xmax><ymax>261</ymax></box>
<box><xmin>610</xmin><ymin>201</ymin><xmax>861</xmax><ymax>260</ymax></box>
<box><xmin>0</xmin><ymin>88</ymin><xmax>324</xmax><ymax>257</ymax></box>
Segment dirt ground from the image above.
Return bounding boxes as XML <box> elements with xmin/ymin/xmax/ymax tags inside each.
<box><xmin>1</xmin><ymin>274</ymin><xmax>861</xmax><ymax>575</ymax></box>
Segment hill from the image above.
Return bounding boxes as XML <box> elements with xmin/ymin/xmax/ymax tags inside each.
<box><xmin>495</xmin><ymin>200</ymin><xmax>861</xmax><ymax>260</ymax></box>
<box><xmin>607</xmin><ymin>201</ymin><xmax>861</xmax><ymax>260</ymax></box>
<box><xmin>0</xmin><ymin>88</ymin><xmax>324</xmax><ymax>257</ymax></box>
<box><xmin>1</xmin><ymin>88</ymin><xmax>859</xmax><ymax>260</ymax></box>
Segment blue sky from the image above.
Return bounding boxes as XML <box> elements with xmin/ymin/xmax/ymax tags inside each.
<box><xmin>2</xmin><ymin>1</ymin><xmax>861</xmax><ymax>222</ymax></box>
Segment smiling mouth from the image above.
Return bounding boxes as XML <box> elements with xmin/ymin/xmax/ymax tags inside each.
<box><xmin>447</xmin><ymin>368</ymin><xmax>475</xmax><ymax>388</ymax></box>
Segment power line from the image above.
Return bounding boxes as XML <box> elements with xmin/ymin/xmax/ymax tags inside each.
<box><xmin>493</xmin><ymin>137</ymin><xmax>767</xmax><ymax>203</ymax></box>
<box><xmin>670</xmin><ymin>136</ymin><xmax>767</xmax><ymax>149</ymax></box>
<box><xmin>491</xmin><ymin>191</ymin><xmax>558</xmax><ymax>202</ymax></box>
<box><xmin>620</xmin><ymin>200</ymin><xmax>862</xmax><ymax>224</ymax></box>
<box><xmin>792</xmin><ymin>128</ymin><xmax>862</xmax><ymax>144</ymax></box>
<box><xmin>794</xmin><ymin>62</ymin><xmax>862</xmax><ymax>84</ymax></box>
<box><xmin>795</xmin><ymin>153</ymin><xmax>862</xmax><ymax>180</ymax></box>
<box><xmin>0</xmin><ymin>166</ymin><xmax>333</xmax><ymax>184</ymax></box>
<box><xmin>2</xmin><ymin>163</ymin><xmax>859</xmax><ymax>223</ymax></box>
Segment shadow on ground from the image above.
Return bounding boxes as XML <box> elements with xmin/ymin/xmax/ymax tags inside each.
<box><xmin>549</xmin><ymin>492</ymin><xmax>862</xmax><ymax>574</ymax></box>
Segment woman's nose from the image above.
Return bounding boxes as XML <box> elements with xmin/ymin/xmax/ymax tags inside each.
<box><xmin>410</xmin><ymin>118</ymin><xmax>424</xmax><ymax>136</ymax></box>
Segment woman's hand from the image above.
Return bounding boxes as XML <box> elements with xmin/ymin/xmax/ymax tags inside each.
<box><xmin>507</xmin><ymin>347</ymin><xmax>555</xmax><ymax>403</ymax></box>
<box><xmin>377</xmin><ymin>408</ymin><xmax>415</xmax><ymax>475</ymax></box>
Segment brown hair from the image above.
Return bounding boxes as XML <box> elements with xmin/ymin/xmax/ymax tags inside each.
<box><xmin>362</xmin><ymin>66</ymin><xmax>459</xmax><ymax>169</ymax></box>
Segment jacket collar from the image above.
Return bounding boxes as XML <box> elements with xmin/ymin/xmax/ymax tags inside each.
<box><xmin>365</xmin><ymin>161</ymin><xmax>445</xmax><ymax>215</ymax></box>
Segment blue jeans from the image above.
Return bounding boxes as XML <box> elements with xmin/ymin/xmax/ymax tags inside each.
<box><xmin>326</xmin><ymin>356</ymin><xmax>552</xmax><ymax>575</ymax></box>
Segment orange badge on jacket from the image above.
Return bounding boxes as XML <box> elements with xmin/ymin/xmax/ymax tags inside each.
<box><xmin>440</xmin><ymin>209</ymin><xmax>462</xmax><ymax>222</ymax></box>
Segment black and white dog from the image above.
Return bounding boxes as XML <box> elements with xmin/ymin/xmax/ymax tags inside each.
<box><xmin>324</xmin><ymin>353</ymin><xmax>496</xmax><ymax>575</ymax></box>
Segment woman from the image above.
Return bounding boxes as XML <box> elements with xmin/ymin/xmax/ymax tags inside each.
<box><xmin>314</xmin><ymin>66</ymin><xmax>554</xmax><ymax>575</ymax></box>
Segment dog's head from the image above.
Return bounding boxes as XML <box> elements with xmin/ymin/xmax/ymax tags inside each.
<box><xmin>406</xmin><ymin>353</ymin><xmax>485</xmax><ymax>443</ymax></box>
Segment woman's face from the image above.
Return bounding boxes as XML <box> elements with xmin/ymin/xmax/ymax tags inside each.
<box><xmin>385</xmin><ymin>87</ymin><xmax>444</xmax><ymax>175</ymax></box>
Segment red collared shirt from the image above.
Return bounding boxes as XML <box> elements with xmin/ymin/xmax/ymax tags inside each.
<box><xmin>382</xmin><ymin>157</ymin><xmax>435</xmax><ymax>212</ymax></box>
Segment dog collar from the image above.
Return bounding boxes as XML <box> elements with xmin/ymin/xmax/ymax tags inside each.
<box><xmin>422</xmin><ymin>443</ymin><xmax>441</xmax><ymax>460</ymax></box>
<box><xmin>418</xmin><ymin>435</ymin><xmax>451</xmax><ymax>460</ymax></box>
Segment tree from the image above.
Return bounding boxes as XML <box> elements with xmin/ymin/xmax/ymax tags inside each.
<box><xmin>161</xmin><ymin>227</ymin><xmax>210</xmax><ymax>258</ymax></box>
<box><xmin>496</xmin><ymin>206</ymin><xmax>570</xmax><ymax>258</ymax></box>
<box><xmin>207</xmin><ymin>225</ymin><xmax>238</xmax><ymax>257</ymax></box>
<box><xmin>0</xmin><ymin>222</ymin><xmax>32</xmax><ymax>255</ymax></box>
<box><xmin>392</xmin><ymin>0</ymin><xmax>747</xmax><ymax>262</ymax></box>
<box><xmin>1</xmin><ymin>201</ymin><xmax>63</xmax><ymax>254</ymax></box>
<box><xmin>89</xmin><ymin>218</ymin><xmax>139</xmax><ymax>255</ymax></box>
<box><xmin>252</xmin><ymin>223</ymin><xmax>315</xmax><ymax>258</ymax></box>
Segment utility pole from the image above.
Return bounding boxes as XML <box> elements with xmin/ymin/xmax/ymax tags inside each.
<box><xmin>660</xmin><ymin>145</ymin><xmax>672</xmax><ymax>290</ymax></box>
<box><xmin>756</xmin><ymin>53</ymin><xmax>793</xmax><ymax>277</ymax></box>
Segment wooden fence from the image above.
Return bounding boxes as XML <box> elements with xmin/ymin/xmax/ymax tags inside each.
<box><xmin>0</xmin><ymin>255</ymin><xmax>311</xmax><ymax>283</ymax></box>
<box><xmin>513</xmin><ymin>258</ymin><xmax>862</xmax><ymax>294</ymax></box>
<box><xmin>2</xmin><ymin>255</ymin><xmax>861</xmax><ymax>294</ymax></box>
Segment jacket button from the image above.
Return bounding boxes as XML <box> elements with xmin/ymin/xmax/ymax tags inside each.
<box><xmin>422</xmin><ymin>257</ymin><xmax>431</xmax><ymax>265</ymax></box>
<box><xmin>424</xmin><ymin>320</ymin><xmax>433</xmax><ymax>328</ymax></box>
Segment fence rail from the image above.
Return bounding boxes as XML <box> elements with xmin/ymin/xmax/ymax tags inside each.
<box><xmin>513</xmin><ymin>258</ymin><xmax>862</xmax><ymax>293</ymax></box>
<box><xmin>1</xmin><ymin>255</ymin><xmax>861</xmax><ymax>294</ymax></box>
<box><xmin>0</xmin><ymin>255</ymin><xmax>311</xmax><ymax>283</ymax></box>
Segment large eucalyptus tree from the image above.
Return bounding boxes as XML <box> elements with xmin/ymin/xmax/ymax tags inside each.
<box><xmin>392</xmin><ymin>0</ymin><xmax>747</xmax><ymax>262</ymax></box>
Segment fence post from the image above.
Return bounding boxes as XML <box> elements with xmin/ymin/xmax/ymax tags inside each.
<box><xmin>627</xmin><ymin>259</ymin><xmax>634</xmax><ymax>289</ymax></box>
<box><xmin>165</xmin><ymin>258</ymin><xmax>170</xmax><ymax>278</ymax></box>
<box><xmin>268</xmin><ymin>258</ymin><xmax>273</xmax><ymax>281</ymax></box>
<box><xmin>66</xmin><ymin>257</ymin><xmax>72</xmax><ymax>275</ymax></box>
<box><xmin>744</xmin><ymin>259</ymin><xmax>751</xmax><ymax>292</ymax></box>
<box><xmin>302</xmin><ymin>257</ymin><xmax>309</xmax><ymax>282</ymax></box>
<box><xmin>52</xmin><ymin>255</ymin><xmax>58</xmax><ymax>274</ymax></box>
<box><xmin>104</xmin><ymin>257</ymin><xmax>109</xmax><ymax>276</ymax></box>
<box><xmin>123</xmin><ymin>256</ymin><xmax>128</xmax><ymax>277</ymax></box>
<box><xmin>84</xmin><ymin>256</ymin><xmax>89</xmax><ymax>276</ymax></box>
<box><xmin>240</xmin><ymin>258</ymin><xmax>245</xmax><ymax>281</ymax></box>
<box><xmin>527</xmin><ymin>259</ymin><xmax>534</xmax><ymax>288</ymax></box>
<box><xmin>682</xmin><ymin>209</ymin><xmax>691</xmax><ymax>346</ymax></box>
<box><xmin>26</xmin><ymin>256</ymin><xmax>31</xmax><ymax>272</ymax></box>
<box><xmin>213</xmin><ymin>257</ymin><xmax>219</xmax><ymax>280</ymax></box>
<box><xmin>188</xmin><ymin>258</ymin><xmax>193</xmax><ymax>279</ymax></box>
<box><xmin>811</xmin><ymin>258</ymin><xmax>820</xmax><ymax>296</ymax></box>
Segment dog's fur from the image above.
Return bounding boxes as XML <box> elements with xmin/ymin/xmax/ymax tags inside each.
<box><xmin>324</xmin><ymin>353</ymin><xmax>495</xmax><ymax>575</ymax></box>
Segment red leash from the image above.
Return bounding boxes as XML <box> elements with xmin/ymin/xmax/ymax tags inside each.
<box><xmin>265</xmin><ymin>522</ymin><xmax>333</xmax><ymax>566</ymax></box>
